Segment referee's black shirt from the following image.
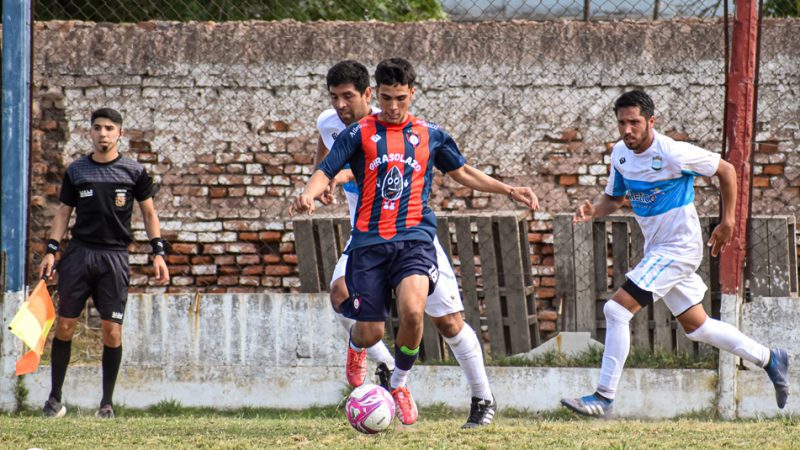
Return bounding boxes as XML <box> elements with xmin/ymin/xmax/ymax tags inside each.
<box><xmin>59</xmin><ymin>153</ymin><xmax>157</xmax><ymax>250</ymax></box>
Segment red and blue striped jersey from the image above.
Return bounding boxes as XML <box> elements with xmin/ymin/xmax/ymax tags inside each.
<box><xmin>318</xmin><ymin>113</ymin><xmax>465</xmax><ymax>250</ymax></box>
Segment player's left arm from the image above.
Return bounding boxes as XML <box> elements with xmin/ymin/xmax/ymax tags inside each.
<box><xmin>139</xmin><ymin>198</ymin><xmax>170</xmax><ymax>283</ymax></box>
<box><xmin>446</xmin><ymin>164</ymin><xmax>539</xmax><ymax>210</ymax></box>
<box><xmin>707</xmin><ymin>158</ymin><xmax>737</xmax><ymax>257</ymax></box>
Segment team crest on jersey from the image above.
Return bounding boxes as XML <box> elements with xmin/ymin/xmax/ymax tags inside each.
<box><xmin>331</xmin><ymin>131</ymin><xmax>338</xmax><ymax>141</ymax></box>
<box><xmin>651</xmin><ymin>155</ymin><xmax>663</xmax><ymax>170</ymax></box>
<box><xmin>371</xmin><ymin>134</ymin><xmax>382</xmax><ymax>143</ymax></box>
<box><xmin>619</xmin><ymin>157</ymin><xmax>626</xmax><ymax>164</ymax></box>
<box><xmin>114</xmin><ymin>189</ymin><xmax>127</xmax><ymax>207</ymax></box>
<box><xmin>406</xmin><ymin>129</ymin><xmax>420</xmax><ymax>147</ymax></box>
<box><xmin>380</xmin><ymin>166</ymin><xmax>408</xmax><ymax>210</ymax></box>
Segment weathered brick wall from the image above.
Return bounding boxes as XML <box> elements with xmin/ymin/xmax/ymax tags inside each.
<box><xmin>26</xmin><ymin>20</ymin><xmax>799</xmax><ymax>334</ymax></box>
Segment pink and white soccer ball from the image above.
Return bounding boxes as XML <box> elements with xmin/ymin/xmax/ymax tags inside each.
<box><xmin>345</xmin><ymin>383</ymin><xmax>395</xmax><ymax>434</ymax></box>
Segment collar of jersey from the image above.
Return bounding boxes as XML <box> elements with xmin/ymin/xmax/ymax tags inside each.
<box><xmin>88</xmin><ymin>152</ymin><xmax>123</xmax><ymax>166</ymax></box>
<box><xmin>373</xmin><ymin>113</ymin><xmax>413</xmax><ymax>129</ymax></box>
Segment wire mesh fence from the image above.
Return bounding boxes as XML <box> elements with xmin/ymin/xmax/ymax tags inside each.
<box><xmin>25</xmin><ymin>1</ymin><xmax>799</xmax><ymax>342</ymax></box>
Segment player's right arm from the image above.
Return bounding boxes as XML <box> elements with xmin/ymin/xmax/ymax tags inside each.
<box><xmin>574</xmin><ymin>195</ymin><xmax>625</xmax><ymax>223</ymax></box>
<box><xmin>39</xmin><ymin>203</ymin><xmax>74</xmax><ymax>279</ymax></box>
<box><xmin>314</xmin><ymin>138</ymin><xmax>336</xmax><ymax>205</ymax></box>
<box><xmin>315</xmin><ymin>128</ymin><xmax>355</xmax><ymax>205</ymax></box>
<box><xmin>575</xmin><ymin>154</ymin><xmax>626</xmax><ymax>223</ymax></box>
<box><xmin>291</xmin><ymin>127</ymin><xmax>357</xmax><ymax>216</ymax></box>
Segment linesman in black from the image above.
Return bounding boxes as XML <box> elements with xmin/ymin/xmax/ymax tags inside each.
<box><xmin>38</xmin><ymin>108</ymin><xmax>170</xmax><ymax>418</ymax></box>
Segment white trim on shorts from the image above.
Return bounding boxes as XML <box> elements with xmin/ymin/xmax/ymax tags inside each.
<box><xmin>330</xmin><ymin>235</ymin><xmax>464</xmax><ymax>318</ymax></box>
<box><xmin>625</xmin><ymin>253</ymin><xmax>706</xmax><ymax>316</ymax></box>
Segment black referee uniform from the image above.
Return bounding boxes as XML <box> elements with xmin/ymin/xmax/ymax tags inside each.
<box><xmin>56</xmin><ymin>152</ymin><xmax>157</xmax><ymax>323</ymax></box>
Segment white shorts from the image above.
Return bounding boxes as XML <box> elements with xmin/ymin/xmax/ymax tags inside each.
<box><xmin>626</xmin><ymin>253</ymin><xmax>706</xmax><ymax>316</ymax></box>
<box><xmin>331</xmin><ymin>235</ymin><xmax>464</xmax><ymax>318</ymax></box>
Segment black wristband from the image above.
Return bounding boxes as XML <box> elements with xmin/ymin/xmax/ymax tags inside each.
<box><xmin>46</xmin><ymin>239</ymin><xmax>60</xmax><ymax>255</ymax></box>
<box><xmin>150</xmin><ymin>238</ymin><xmax>166</xmax><ymax>256</ymax></box>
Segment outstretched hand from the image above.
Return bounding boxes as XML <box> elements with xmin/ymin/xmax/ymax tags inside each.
<box><xmin>707</xmin><ymin>221</ymin><xmax>734</xmax><ymax>257</ymax></box>
<box><xmin>289</xmin><ymin>193</ymin><xmax>315</xmax><ymax>217</ymax></box>
<box><xmin>509</xmin><ymin>187</ymin><xmax>539</xmax><ymax>210</ymax></box>
<box><xmin>574</xmin><ymin>200</ymin><xmax>595</xmax><ymax>223</ymax></box>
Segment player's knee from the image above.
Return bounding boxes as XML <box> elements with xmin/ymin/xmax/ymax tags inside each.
<box><xmin>353</xmin><ymin>322</ymin><xmax>384</xmax><ymax>347</ymax></box>
<box><xmin>603</xmin><ymin>300</ymin><xmax>633</xmax><ymax>324</ymax></box>
<box><xmin>432</xmin><ymin>313</ymin><xmax>463</xmax><ymax>338</ymax></box>
<box><xmin>54</xmin><ymin>317</ymin><xmax>78</xmax><ymax>340</ymax></box>
<box><xmin>399</xmin><ymin>309</ymin><xmax>425</xmax><ymax>328</ymax></box>
<box><xmin>329</xmin><ymin>279</ymin><xmax>349</xmax><ymax>312</ymax></box>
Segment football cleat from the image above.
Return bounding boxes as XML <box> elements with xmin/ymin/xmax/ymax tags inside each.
<box><xmin>375</xmin><ymin>363</ymin><xmax>393</xmax><ymax>392</ymax></box>
<box><xmin>346</xmin><ymin>347</ymin><xmax>367</xmax><ymax>387</ymax></box>
<box><xmin>95</xmin><ymin>404</ymin><xmax>115</xmax><ymax>419</ymax></box>
<box><xmin>462</xmin><ymin>396</ymin><xmax>497</xmax><ymax>429</ymax></box>
<box><xmin>42</xmin><ymin>396</ymin><xmax>66</xmax><ymax>418</ymax></box>
<box><xmin>391</xmin><ymin>386</ymin><xmax>418</xmax><ymax>425</ymax></box>
<box><xmin>765</xmin><ymin>348</ymin><xmax>790</xmax><ymax>409</ymax></box>
<box><xmin>561</xmin><ymin>393</ymin><xmax>614</xmax><ymax>418</ymax></box>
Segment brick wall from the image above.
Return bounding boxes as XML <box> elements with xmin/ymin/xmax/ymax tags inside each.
<box><xmin>26</xmin><ymin>19</ymin><xmax>800</xmax><ymax>335</ymax></box>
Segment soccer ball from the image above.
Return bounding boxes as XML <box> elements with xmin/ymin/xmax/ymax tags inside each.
<box><xmin>345</xmin><ymin>383</ymin><xmax>395</xmax><ymax>434</ymax></box>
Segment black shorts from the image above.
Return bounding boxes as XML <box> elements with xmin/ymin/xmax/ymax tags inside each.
<box><xmin>342</xmin><ymin>240</ymin><xmax>438</xmax><ymax>322</ymax></box>
<box><xmin>56</xmin><ymin>242</ymin><xmax>130</xmax><ymax>324</ymax></box>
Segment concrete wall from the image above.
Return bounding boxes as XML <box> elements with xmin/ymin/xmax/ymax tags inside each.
<box><xmin>5</xmin><ymin>293</ymin><xmax>798</xmax><ymax>417</ymax></box>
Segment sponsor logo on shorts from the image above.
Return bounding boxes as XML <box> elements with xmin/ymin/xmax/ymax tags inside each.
<box><xmin>352</xmin><ymin>294</ymin><xmax>362</xmax><ymax>311</ymax></box>
<box><xmin>112</xmin><ymin>311</ymin><xmax>124</xmax><ymax>320</ymax></box>
<box><xmin>428</xmin><ymin>266</ymin><xmax>439</xmax><ymax>284</ymax></box>
<box><xmin>79</xmin><ymin>189</ymin><xmax>94</xmax><ymax>198</ymax></box>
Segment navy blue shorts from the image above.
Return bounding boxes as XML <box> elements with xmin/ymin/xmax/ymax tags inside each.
<box><xmin>342</xmin><ymin>240</ymin><xmax>438</xmax><ymax>322</ymax></box>
<box><xmin>56</xmin><ymin>242</ymin><xmax>130</xmax><ymax>324</ymax></box>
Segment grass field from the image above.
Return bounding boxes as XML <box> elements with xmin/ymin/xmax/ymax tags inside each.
<box><xmin>2</xmin><ymin>403</ymin><xmax>798</xmax><ymax>449</ymax></box>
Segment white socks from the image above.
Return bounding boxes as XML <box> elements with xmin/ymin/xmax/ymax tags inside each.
<box><xmin>390</xmin><ymin>367</ymin><xmax>410</xmax><ymax>389</ymax></box>
<box><xmin>686</xmin><ymin>317</ymin><xmax>771</xmax><ymax>367</ymax></box>
<box><xmin>596</xmin><ymin>301</ymin><xmax>634</xmax><ymax>400</ymax></box>
<box><xmin>443</xmin><ymin>324</ymin><xmax>493</xmax><ymax>400</ymax></box>
<box><xmin>337</xmin><ymin>312</ymin><xmax>395</xmax><ymax>369</ymax></box>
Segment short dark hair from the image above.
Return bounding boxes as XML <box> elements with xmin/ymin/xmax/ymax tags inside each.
<box><xmin>374</xmin><ymin>58</ymin><xmax>416</xmax><ymax>88</ymax></box>
<box><xmin>326</xmin><ymin>60</ymin><xmax>370</xmax><ymax>94</ymax></box>
<box><xmin>614</xmin><ymin>90</ymin><xmax>655</xmax><ymax>119</ymax></box>
<box><xmin>91</xmin><ymin>108</ymin><xmax>123</xmax><ymax>126</ymax></box>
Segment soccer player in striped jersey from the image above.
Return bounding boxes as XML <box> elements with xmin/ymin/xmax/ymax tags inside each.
<box><xmin>561</xmin><ymin>90</ymin><xmax>789</xmax><ymax>418</ymax></box>
<box><xmin>313</xmin><ymin>60</ymin><xmax>503</xmax><ymax>427</ymax></box>
<box><xmin>292</xmin><ymin>58</ymin><xmax>538</xmax><ymax>425</ymax></box>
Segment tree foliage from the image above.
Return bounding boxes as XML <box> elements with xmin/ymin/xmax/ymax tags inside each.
<box><xmin>764</xmin><ymin>0</ymin><xmax>800</xmax><ymax>17</ymax></box>
<box><xmin>34</xmin><ymin>0</ymin><xmax>447</xmax><ymax>22</ymax></box>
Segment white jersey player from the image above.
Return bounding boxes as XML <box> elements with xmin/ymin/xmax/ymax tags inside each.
<box><xmin>561</xmin><ymin>90</ymin><xmax>789</xmax><ymax>418</ymax></box>
<box><xmin>314</xmin><ymin>60</ymin><xmax>497</xmax><ymax>428</ymax></box>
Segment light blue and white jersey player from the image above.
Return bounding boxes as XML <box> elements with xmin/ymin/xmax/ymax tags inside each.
<box><xmin>561</xmin><ymin>90</ymin><xmax>788</xmax><ymax>419</ymax></box>
<box><xmin>606</xmin><ymin>130</ymin><xmax>720</xmax><ymax>315</ymax></box>
<box><xmin>316</xmin><ymin>107</ymin><xmax>464</xmax><ymax>319</ymax></box>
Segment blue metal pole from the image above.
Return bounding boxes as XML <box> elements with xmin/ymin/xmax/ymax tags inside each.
<box><xmin>1</xmin><ymin>0</ymin><xmax>32</xmax><ymax>293</ymax></box>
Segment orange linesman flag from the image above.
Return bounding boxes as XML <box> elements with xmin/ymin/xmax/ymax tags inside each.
<box><xmin>8</xmin><ymin>280</ymin><xmax>56</xmax><ymax>375</ymax></box>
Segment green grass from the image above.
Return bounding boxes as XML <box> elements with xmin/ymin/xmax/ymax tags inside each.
<box><xmin>1</xmin><ymin>404</ymin><xmax>798</xmax><ymax>449</ymax></box>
